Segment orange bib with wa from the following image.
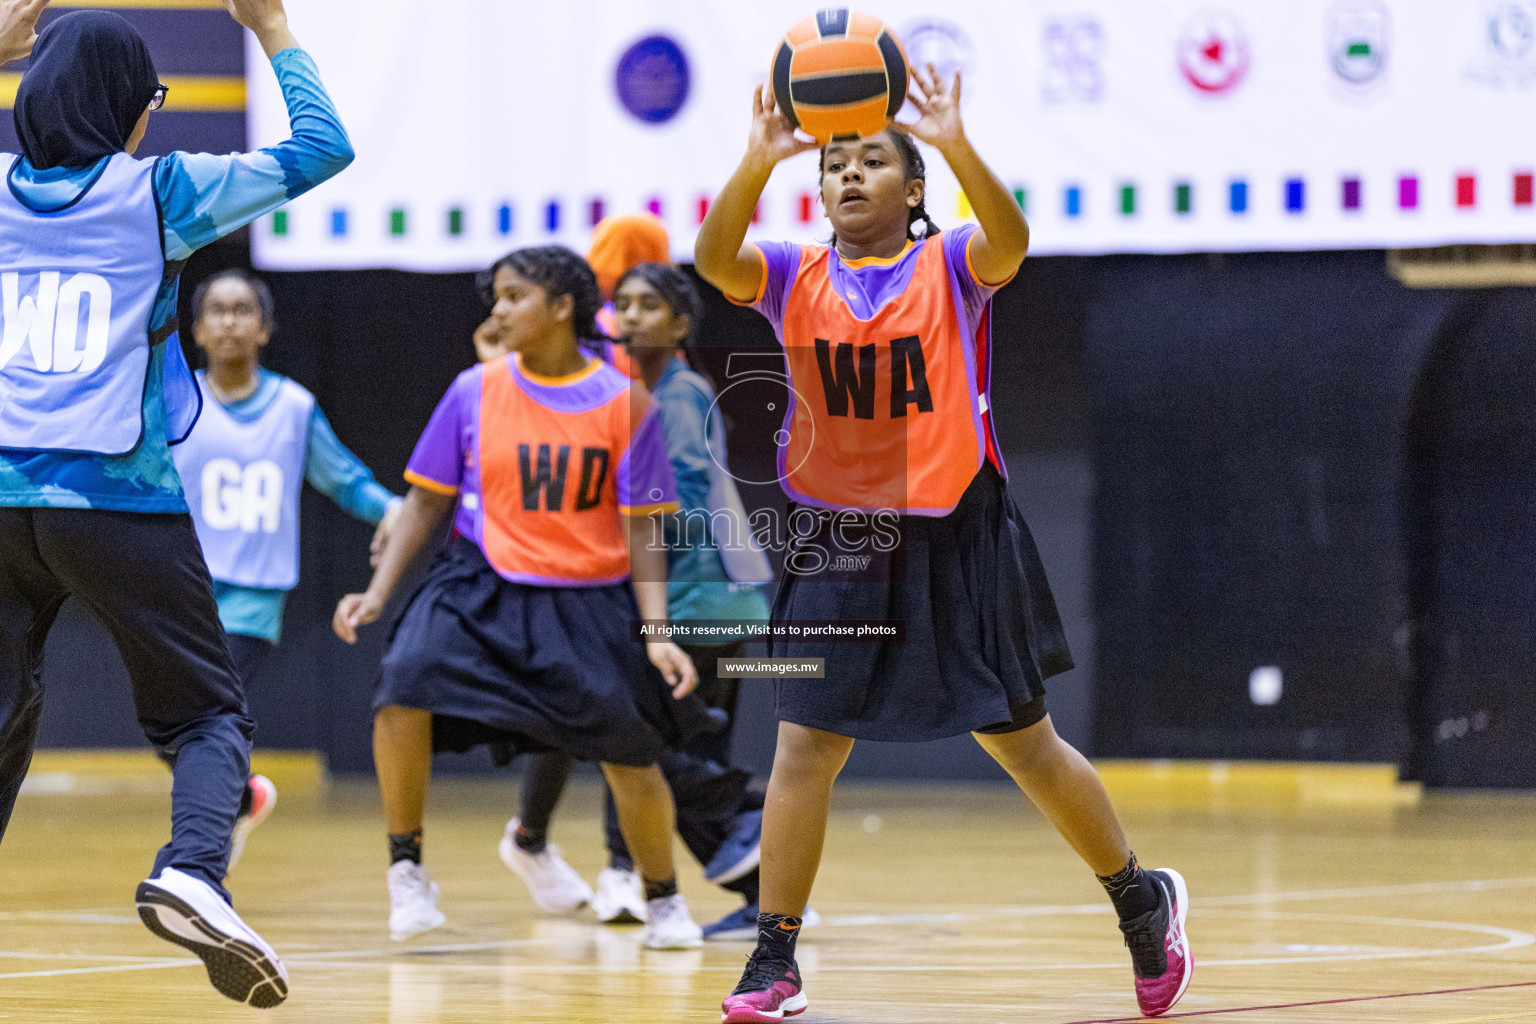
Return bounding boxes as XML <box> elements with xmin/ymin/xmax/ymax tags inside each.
<box><xmin>778</xmin><ymin>240</ymin><xmax>986</xmax><ymax>516</ymax></box>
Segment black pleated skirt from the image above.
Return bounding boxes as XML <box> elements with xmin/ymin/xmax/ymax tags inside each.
<box><xmin>374</xmin><ymin>536</ymin><xmax>719</xmax><ymax>767</ymax></box>
<box><xmin>770</xmin><ymin>464</ymin><xmax>1073</xmax><ymax>741</ymax></box>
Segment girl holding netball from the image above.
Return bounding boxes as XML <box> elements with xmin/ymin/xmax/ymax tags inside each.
<box><xmin>334</xmin><ymin>246</ymin><xmax>712</xmax><ymax>951</ymax></box>
<box><xmin>695</xmin><ymin>68</ymin><xmax>1192</xmax><ymax>1020</ymax></box>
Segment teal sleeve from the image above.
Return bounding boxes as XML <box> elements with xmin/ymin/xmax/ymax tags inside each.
<box><xmin>154</xmin><ymin>48</ymin><xmax>354</xmax><ymax>261</ymax></box>
<box><xmin>212</xmin><ymin>582</ymin><xmax>288</xmax><ymax>645</ymax></box>
<box><xmin>655</xmin><ymin>386</ymin><xmax>713</xmax><ymax>514</ymax></box>
<box><xmin>305</xmin><ymin>404</ymin><xmax>398</xmax><ymax>524</ymax></box>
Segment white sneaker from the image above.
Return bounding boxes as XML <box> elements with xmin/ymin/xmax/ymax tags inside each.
<box><xmin>642</xmin><ymin>893</ymin><xmax>703</xmax><ymax>949</ymax></box>
<box><xmin>388</xmin><ymin>859</ymin><xmax>447</xmax><ymax>942</ymax></box>
<box><xmin>135</xmin><ymin>866</ymin><xmax>289</xmax><ymax>1008</ymax></box>
<box><xmin>228</xmin><ymin>775</ymin><xmax>277</xmax><ymax>873</ymax></box>
<box><xmin>498</xmin><ymin>818</ymin><xmax>594</xmax><ymax>914</ymax></box>
<box><xmin>590</xmin><ymin>866</ymin><xmax>647</xmax><ymax>924</ymax></box>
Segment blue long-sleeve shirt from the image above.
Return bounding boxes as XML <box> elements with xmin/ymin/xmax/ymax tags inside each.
<box><xmin>652</xmin><ymin>359</ymin><xmax>770</xmax><ymax>632</ymax></box>
<box><xmin>212</xmin><ymin>369</ymin><xmax>396</xmax><ymax>643</ymax></box>
<box><xmin>0</xmin><ymin>48</ymin><xmax>353</xmax><ymax>512</ymax></box>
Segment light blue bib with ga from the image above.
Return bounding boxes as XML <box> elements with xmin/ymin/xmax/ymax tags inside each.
<box><xmin>174</xmin><ymin>371</ymin><xmax>314</xmax><ymax>590</ymax></box>
<box><xmin>0</xmin><ymin>152</ymin><xmax>182</xmax><ymax>455</ymax></box>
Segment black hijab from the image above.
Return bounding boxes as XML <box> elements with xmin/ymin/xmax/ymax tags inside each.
<box><xmin>14</xmin><ymin>12</ymin><xmax>158</xmax><ymax>171</ymax></box>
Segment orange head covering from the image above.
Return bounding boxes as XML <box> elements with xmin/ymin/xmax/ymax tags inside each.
<box><xmin>587</xmin><ymin>213</ymin><xmax>671</xmax><ymax>299</ymax></box>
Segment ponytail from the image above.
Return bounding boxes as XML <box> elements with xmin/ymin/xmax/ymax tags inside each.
<box><xmin>887</xmin><ymin>130</ymin><xmax>941</xmax><ymax>241</ymax></box>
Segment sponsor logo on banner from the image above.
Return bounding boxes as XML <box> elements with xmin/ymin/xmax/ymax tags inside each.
<box><xmin>1465</xmin><ymin>1</ymin><xmax>1536</xmax><ymax>89</ymax></box>
<box><xmin>1329</xmin><ymin>1</ymin><xmax>1389</xmax><ymax>89</ymax></box>
<box><xmin>1177</xmin><ymin>10</ymin><xmax>1251</xmax><ymax>95</ymax></box>
<box><xmin>614</xmin><ymin>35</ymin><xmax>691</xmax><ymax>124</ymax></box>
<box><xmin>899</xmin><ymin>18</ymin><xmax>976</xmax><ymax>105</ymax></box>
<box><xmin>1041</xmin><ymin>16</ymin><xmax>1105</xmax><ymax>104</ymax></box>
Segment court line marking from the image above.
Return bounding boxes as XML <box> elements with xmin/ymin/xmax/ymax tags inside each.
<box><xmin>1056</xmin><ymin>980</ymin><xmax>1536</xmax><ymax>1024</ymax></box>
<box><xmin>10</xmin><ymin>875</ymin><xmax>1534</xmax><ymax>929</ymax></box>
<box><xmin>0</xmin><ymin>910</ymin><xmax>138</xmax><ymax>924</ymax></box>
<box><xmin>2</xmin><ymin>878</ymin><xmax>1532</xmax><ymax>983</ymax></box>
<box><xmin>1417</xmin><ymin>1012</ymin><xmax>1536</xmax><ymax>1024</ymax></box>
<box><xmin>0</xmin><ymin>959</ymin><xmax>197</xmax><ymax>980</ymax></box>
<box><xmin>0</xmin><ymin>950</ymin><xmax>183</xmax><ymax>962</ymax></box>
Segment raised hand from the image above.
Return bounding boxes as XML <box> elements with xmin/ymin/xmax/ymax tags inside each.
<box><xmin>745</xmin><ymin>85</ymin><xmax>818</xmax><ymax>170</ymax></box>
<box><xmin>0</xmin><ymin>0</ymin><xmax>48</xmax><ymax>66</ymax></box>
<box><xmin>472</xmin><ymin>317</ymin><xmax>508</xmax><ymax>364</ymax></box>
<box><xmin>224</xmin><ymin>0</ymin><xmax>285</xmax><ymax>32</ymax></box>
<box><xmin>224</xmin><ymin>0</ymin><xmax>297</xmax><ymax>59</ymax></box>
<box><xmin>899</xmin><ymin>63</ymin><xmax>966</xmax><ymax>154</ymax></box>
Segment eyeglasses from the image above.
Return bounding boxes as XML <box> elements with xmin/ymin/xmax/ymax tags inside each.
<box><xmin>149</xmin><ymin>84</ymin><xmax>169</xmax><ymax>112</ymax></box>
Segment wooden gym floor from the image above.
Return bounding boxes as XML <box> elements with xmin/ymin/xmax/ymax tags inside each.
<box><xmin>1</xmin><ymin>765</ymin><xmax>1534</xmax><ymax>1023</ymax></box>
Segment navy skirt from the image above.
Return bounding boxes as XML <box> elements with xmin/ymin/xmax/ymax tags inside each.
<box><xmin>374</xmin><ymin>537</ymin><xmax>720</xmax><ymax>767</ymax></box>
<box><xmin>770</xmin><ymin>464</ymin><xmax>1073</xmax><ymax>741</ymax></box>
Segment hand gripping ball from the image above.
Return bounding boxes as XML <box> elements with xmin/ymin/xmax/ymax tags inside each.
<box><xmin>771</xmin><ymin>9</ymin><xmax>910</xmax><ymax>143</ymax></box>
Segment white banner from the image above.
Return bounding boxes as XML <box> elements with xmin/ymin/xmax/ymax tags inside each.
<box><xmin>249</xmin><ymin>0</ymin><xmax>1536</xmax><ymax>271</ymax></box>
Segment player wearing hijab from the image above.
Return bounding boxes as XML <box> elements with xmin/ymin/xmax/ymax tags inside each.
<box><xmin>0</xmin><ymin>0</ymin><xmax>352</xmax><ymax>1007</ymax></box>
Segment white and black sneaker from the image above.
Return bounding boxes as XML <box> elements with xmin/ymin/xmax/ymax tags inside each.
<box><xmin>642</xmin><ymin>893</ymin><xmax>703</xmax><ymax>949</ymax></box>
<box><xmin>388</xmin><ymin>859</ymin><xmax>447</xmax><ymax>941</ymax></box>
<box><xmin>497</xmin><ymin>818</ymin><xmax>593</xmax><ymax>914</ymax></box>
<box><xmin>135</xmin><ymin>867</ymin><xmax>289</xmax><ymax>1008</ymax></box>
<box><xmin>590</xmin><ymin>866</ymin><xmax>647</xmax><ymax>924</ymax></box>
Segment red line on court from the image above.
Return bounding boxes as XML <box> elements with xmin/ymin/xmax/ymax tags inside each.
<box><xmin>1057</xmin><ymin>979</ymin><xmax>1536</xmax><ymax>1024</ymax></box>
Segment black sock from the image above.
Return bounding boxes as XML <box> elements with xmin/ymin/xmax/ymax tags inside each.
<box><xmin>754</xmin><ymin>912</ymin><xmax>801</xmax><ymax>964</ymax></box>
<box><xmin>643</xmin><ymin>876</ymin><xmax>678</xmax><ymax>901</ymax></box>
<box><xmin>1098</xmin><ymin>853</ymin><xmax>1160</xmax><ymax>921</ymax></box>
<box><xmin>722</xmin><ymin>866</ymin><xmax>761</xmax><ymax>907</ymax></box>
<box><xmin>514</xmin><ymin>825</ymin><xmax>547</xmax><ymax>855</ymax></box>
<box><xmin>388</xmin><ymin>830</ymin><xmax>423</xmax><ymax>865</ymax></box>
<box><xmin>609</xmin><ymin>852</ymin><xmax>635</xmax><ymax>873</ymax></box>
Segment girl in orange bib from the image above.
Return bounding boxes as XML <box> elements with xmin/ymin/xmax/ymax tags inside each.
<box><xmin>696</xmin><ymin>66</ymin><xmax>1193</xmax><ymax>1022</ymax></box>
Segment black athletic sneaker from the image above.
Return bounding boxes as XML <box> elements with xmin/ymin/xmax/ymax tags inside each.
<box><xmin>721</xmin><ymin>953</ymin><xmax>807</xmax><ymax>1022</ymax></box>
<box><xmin>1118</xmin><ymin>867</ymin><xmax>1192</xmax><ymax>1017</ymax></box>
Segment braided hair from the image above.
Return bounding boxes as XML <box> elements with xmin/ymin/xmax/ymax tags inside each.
<box><xmin>818</xmin><ymin>128</ymin><xmax>942</xmax><ymax>243</ymax></box>
<box><xmin>477</xmin><ymin>245</ymin><xmax>602</xmax><ymax>339</ymax></box>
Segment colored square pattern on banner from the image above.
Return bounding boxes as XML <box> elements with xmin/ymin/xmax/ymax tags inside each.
<box><xmin>246</xmin><ymin>0</ymin><xmax>1536</xmax><ymax>269</ymax></box>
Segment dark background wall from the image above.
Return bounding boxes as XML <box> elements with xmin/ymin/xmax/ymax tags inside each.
<box><xmin>22</xmin><ymin>5</ymin><xmax>1536</xmax><ymax>784</ymax></box>
<box><xmin>36</xmin><ymin>241</ymin><xmax>1536</xmax><ymax>786</ymax></box>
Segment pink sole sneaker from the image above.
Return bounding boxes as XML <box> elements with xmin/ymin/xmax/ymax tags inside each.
<box><xmin>228</xmin><ymin>775</ymin><xmax>277</xmax><ymax>872</ymax></box>
<box><xmin>721</xmin><ymin>991</ymin><xmax>808</xmax><ymax>1023</ymax></box>
<box><xmin>1136</xmin><ymin>867</ymin><xmax>1193</xmax><ymax>1016</ymax></box>
<box><xmin>722</xmin><ymin>956</ymin><xmax>807</xmax><ymax>1023</ymax></box>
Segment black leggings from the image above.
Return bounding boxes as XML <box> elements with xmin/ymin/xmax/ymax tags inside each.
<box><xmin>518</xmin><ymin>640</ymin><xmax>758</xmax><ymax>866</ymax></box>
<box><xmin>0</xmin><ymin>508</ymin><xmax>253</xmax><ymax>898</ymax></box>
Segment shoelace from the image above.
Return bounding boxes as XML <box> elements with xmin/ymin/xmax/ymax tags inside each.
<box><xmin>733</xmin><ymin>953</ymin><xmax>794</xmax><ymax>995</ymax></box>
<box><xmin>1120</xmin><ymin>912</ymin><xmax>1169</xmax><ymax>978</ymax></box>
